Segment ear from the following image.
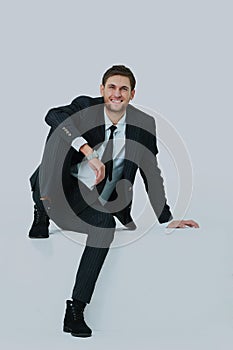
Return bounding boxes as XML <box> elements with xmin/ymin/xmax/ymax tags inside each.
<box><xmin>130</xmin><ymin>89</ymin><xmax>135</xmax><ymax>100</ymax></box>
<box><xmin>100</xmin><ymin>84</ymin><xmax>104</xmax><ymax>96</ymax></box>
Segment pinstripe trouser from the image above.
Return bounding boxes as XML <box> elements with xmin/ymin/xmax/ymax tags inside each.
<box><xmin>70</xmin><ymin>202</ymin><xmax>116</xmax><ymax>304</ymax></box>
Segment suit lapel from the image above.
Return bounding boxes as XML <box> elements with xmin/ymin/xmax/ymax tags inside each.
<box><xmin>82</xmin><ymin>103</ymin><xmax>105</xmax><ymax>148</ymax></box>
<box><xmin>124</xmin><ymin>105</ymin><xmax>142</xmax><ymax>175</ymax></box>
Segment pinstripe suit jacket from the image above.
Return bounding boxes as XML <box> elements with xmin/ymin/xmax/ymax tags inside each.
<box><xmin>30</xmin><ymin>96</ymin><xmax>172</xmax><ymax>224</ymax></box>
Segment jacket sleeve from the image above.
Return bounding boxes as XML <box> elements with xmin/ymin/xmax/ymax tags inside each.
<box><xmin>44</xmin><ymin>96</ymin><xmax>87</xmax><ymax>144</ymax></box>
<box><xmin>139</xmin><ymin>118</ymin><xmax>173</xmax><ymax>224</ymax></box>
<box><xmin>38</xmin><ymin>96</ymin><xmax>89</xmax><ymax>201</ymax></box>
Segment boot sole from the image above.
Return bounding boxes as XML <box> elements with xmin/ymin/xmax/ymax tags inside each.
<box><xmin>63</xmin><ymin>326</ymin><xmax>92</xmax><ymax>337</ymax></box>
<box><xmin>28</xmin><ymin>234</ymin><xmax>49</xmax><ymax>239</ymax></box>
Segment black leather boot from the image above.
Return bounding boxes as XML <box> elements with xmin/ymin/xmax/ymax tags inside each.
<box><xmin>63</xmin><ymin>300</ymin><xmax>92</xmax><ymax>337</ymax></box>
<box><xmin>28</xmin><ymin>205</ymin><xmax>50</xmax><ymax>239</ymax></box>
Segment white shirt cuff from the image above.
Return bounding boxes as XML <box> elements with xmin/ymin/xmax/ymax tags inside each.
<box><xmin>71</xmin><ymin>137</ymin><xmax>88</xmax><ymax>152</ymax></box>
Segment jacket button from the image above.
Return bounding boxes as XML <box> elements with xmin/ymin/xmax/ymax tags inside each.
<box><xmin>128</xmin><ymin>186</ymin><xmax>132</xmax><ymax>191</ymax></box>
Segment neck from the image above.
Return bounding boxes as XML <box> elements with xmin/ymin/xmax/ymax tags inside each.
<box><xmin>105</xmin><ymin>109</ymin><xmax>126</xmax><ymax>125</ymax></box>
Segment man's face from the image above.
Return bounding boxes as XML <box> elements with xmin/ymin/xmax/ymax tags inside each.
<box><xmin>100</xmin><ymin>75</ymin><xmax>135</xmax><ymax>114</ymax></box>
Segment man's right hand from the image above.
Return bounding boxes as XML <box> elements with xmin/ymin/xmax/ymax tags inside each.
<box><xmin>88</xmin><ymin>158</ymin><xmax>105</xmax><ymax>185</ymax></box>
<box><xmin>79</xmin><ymin>143</ymin><xmax>105</xmax><ymax>185</ymax></box>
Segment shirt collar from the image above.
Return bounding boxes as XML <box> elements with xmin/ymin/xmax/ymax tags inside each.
<box><xmin>104</xmin><ymin>107</ymin><xmax>126</xmax><ymax>131</ymax></box>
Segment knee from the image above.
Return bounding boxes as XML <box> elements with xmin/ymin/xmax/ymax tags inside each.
<box><xmin>93</xmin><ymin>212</ymin><xmax>116</xmax><ymax>230</ymax></box>
<box><xmin>87</xmin><ymin>215</ymin><xmax>116</xmax><ymax>248</ymax></box>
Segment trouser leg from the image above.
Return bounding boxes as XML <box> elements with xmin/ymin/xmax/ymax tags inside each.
<box><xmin>30</xmin><ymin>167</ymin><xmax>46</xmax><ymax>212</ymax></box>
<box><xmin>72</xmin><ymin>246</ymin><xmax>110</xmax><ymax>303</ymax></box>
<box><xmin>71</xmin><ymin>207</ymin><xmax>116</xmax><ymax>304</ymax></box>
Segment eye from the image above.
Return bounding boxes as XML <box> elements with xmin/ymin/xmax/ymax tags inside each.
<box><xmin>122</xmin><ymin>87</ymin><xmax>129</xmax><ymax>91</ymax></box>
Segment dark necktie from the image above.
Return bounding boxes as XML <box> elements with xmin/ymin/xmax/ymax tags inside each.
<box><xmin>96</xmin><ymin>125</ymin><xmax>117</xmax><ymax>195</ymax></box>
<box><xmin>101</xmin><ymin>125</ymin><xmax>117</xmax><ymax>182</ymax></box>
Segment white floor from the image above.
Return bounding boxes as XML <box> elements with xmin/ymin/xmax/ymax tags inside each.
<box><xmin>1</xmin><ymin>200</ymin><xmax>233</xmax><ymax>350</ymax></box>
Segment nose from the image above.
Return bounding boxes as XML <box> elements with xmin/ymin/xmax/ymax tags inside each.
<box><xmin>114</xmin><ymin>88</ymin><xmax>121</xmax><ymax>97</ymax></box>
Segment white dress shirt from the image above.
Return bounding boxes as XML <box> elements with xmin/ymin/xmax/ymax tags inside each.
<box><xmin>71</xmin><ymin>109</ymin><xmax>126</xmax><ymax>204</ymax></box>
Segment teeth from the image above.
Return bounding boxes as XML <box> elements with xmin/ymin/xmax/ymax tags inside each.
<box><xmin>111</xmin><ymin>100</ymin><xmax>121</xmax><ymax>103</ymax></box>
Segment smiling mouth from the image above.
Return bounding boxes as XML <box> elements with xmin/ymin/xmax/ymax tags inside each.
<box><xmin>110</xmin><ymin>99</ymin><xmax>123</xmax><ymax>104</ymax></box>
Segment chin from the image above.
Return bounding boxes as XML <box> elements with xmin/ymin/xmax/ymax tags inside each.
<box><xmin>106</xmin><ymin>103</ymin><xmax>125</xmax><ymax>113</ymax></box>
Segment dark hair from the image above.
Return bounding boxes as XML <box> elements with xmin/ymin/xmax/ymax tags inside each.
<box><xmin>102</xmin><ymin>65</ymin><xmax>136</xmax><ymax>91</ymax></box>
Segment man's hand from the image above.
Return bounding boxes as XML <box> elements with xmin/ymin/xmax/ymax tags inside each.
<box><xmin>88</xmin><ymin>158</ymin><xmax>105</xmax><ymax>185</ymax></box>
<box><xmin>79</xmin><ymin>143</ymin><xmax>106</xmax><ymax>185</ymax></box>
<box><xmin>167</xmin><ymin>220</ymin><xmax>199</xmax><ymax>229</ymax></box>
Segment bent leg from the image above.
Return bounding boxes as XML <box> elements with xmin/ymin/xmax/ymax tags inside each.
<box><xmin>28</xmin><ymin>167</ymin><xmax>50</xmax><ymax>238</ymax></box>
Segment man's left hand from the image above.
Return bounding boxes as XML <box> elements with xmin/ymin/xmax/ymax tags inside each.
<box><xmin>167</xmin><ymin>220</ymin><xmax>199</xmax><ymax>228</ymax></box>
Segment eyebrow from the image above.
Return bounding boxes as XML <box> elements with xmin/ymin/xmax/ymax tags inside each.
<box><xmin>107</xmin><ymin>83</ymin><xmax>129</xmax><ymax>90</ymax></box>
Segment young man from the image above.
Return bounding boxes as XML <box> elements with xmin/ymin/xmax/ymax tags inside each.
<box><xmin>28</xmin><ymin>65</ymin><xmax>199</xmax><ymax>337</ymax></box>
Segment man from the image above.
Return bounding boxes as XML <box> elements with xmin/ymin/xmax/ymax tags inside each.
<box><xmin>28</xmin><ymin>65</ymin><xmax>199</xmax><ymax>338</ymax></box>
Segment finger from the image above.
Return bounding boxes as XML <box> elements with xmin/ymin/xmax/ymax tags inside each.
<box><xmin>173</xmin><ymin>221</ymin><xmax>189</xmax><ymax>228</ymax></box>
<box><xmin>95</xmin><ymin>171</ymin><xmax>102</xmax><ymax>184</ymax></box>
<box><xmin>183</xmin><ymin>220</ymin><xmax>200</xmax><ymax>228</ymax></box>
<box><xmin>95</xmin><ymin>167</ymin><xmax>105</xmax><ymax>184</ymax></box>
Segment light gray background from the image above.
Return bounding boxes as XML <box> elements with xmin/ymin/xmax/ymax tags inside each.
<box><xmin>0</xmin><ymin>0</ymin><xmax>232</xmax><ymax>349</ymax></box>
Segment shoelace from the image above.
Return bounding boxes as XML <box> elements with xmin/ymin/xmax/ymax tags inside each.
<box><xmin>71</xmin><ymin>305</ymin><xmax>85</xmax><ymax>321</ymax></box>
<box><xmin>34</xmin><ymin>207</ymin><xmax>49</xmax><ymax>225</ymax></box>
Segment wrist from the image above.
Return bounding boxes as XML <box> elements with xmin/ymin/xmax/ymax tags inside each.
<box><xmin>86</xmin><ymin>150</ymin><xmax>99</xmax><ymax>161</ymax></box>
<box><xmin>80</xmin><ymin>143</ymin><xmax>94</xmax><ymax>157</ymax></box>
